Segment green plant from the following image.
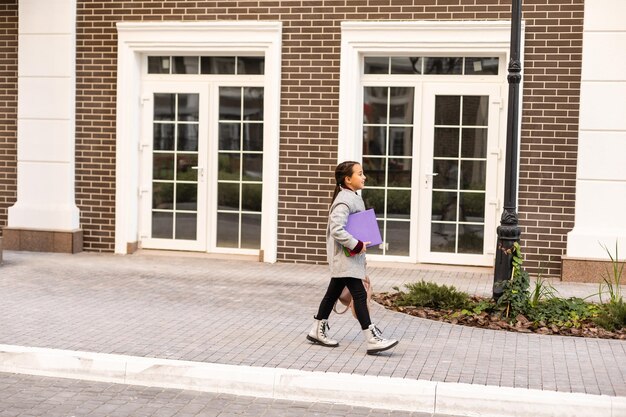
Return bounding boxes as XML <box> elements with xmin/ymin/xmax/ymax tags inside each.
<box><xmin>594</xmin><ymin>299</ymin><xmax>626</xmax><ymax>331</ymax></box>
<box><xmin>396</xmin><ymin>280</ymin><xmax>470</xmax><ymax>310</ymax></box>
<box><xmin>527</xmin><ymin>297</ymin><xmax>600</xmax><ymax>328</ymax></box>
<box><xmin>598</xmin><ymin>241</ymin><xmax>624</xmax><ymax>305</ymax></box>
<box><xmin>496</xmin><ymin>242</ymin><xmax>530</xmax><ymax>319</ymax></box>
<box><xmin>529</xmin><ymin>270</ymin><xmax>558</xmax><ymax>308</ymax></box>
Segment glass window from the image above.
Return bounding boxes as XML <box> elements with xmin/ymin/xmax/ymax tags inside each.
<box><xmin>362</xmin><ymin>86</ymin><xmax>415</xmax><ymax>257</ymax></box>
<box><xmin>364</xmin><ymin>56</ymin><xmax>499</xmax><ymax>76</ymax></box>
<box><xmin>151</xmin><ymin>93</ymin><xmax>200</xmax><ymax>241</ymax></box>
<box><xmin>430</xmin><ymin>95</ymin><xmax>488</xmax><ymax>254</ymax></box>
<box><xmin>216</xmin><ymin>86</ymin><xmax>264</xmax><ymax>250</ymax></box>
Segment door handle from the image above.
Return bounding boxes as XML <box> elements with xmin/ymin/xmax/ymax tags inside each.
<box><xmin>191</xmin><ymin>166</ymin><xmax>204</xmax><ymax>181</ymax></box>
<box><xmin>424</xmin><ymin>172</ymin><xmax>438</xmax><ymax>188</ymax></box>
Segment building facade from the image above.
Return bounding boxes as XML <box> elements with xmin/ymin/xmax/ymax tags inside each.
<box><xmin>0</xmin><ymin>0</ymin><xmax>624</xmax><ymax>281</ymax></box>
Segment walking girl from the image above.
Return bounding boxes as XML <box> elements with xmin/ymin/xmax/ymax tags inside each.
<box><xmin>307</xmin><ymin>161</ymin><xmax>399</xmax><ymax>354</ymax></box>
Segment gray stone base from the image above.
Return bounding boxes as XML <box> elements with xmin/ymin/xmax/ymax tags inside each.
<box><xmin>561</xmin><ymin>256</ymin><xmax>624</xmax><ymax>283</ymax></box>
<box><xmin>0</xmin><ymin>236</ymin><xmax>3</xmax><ymax>264</ymax></box>
<box><xmin>1</xmin><ymin>228</ymin><xmax>83</xmax><ymax>254</ymax></box>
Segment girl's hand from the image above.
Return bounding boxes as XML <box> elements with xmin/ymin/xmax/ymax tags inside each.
<box><xmin>360</xmin><ymin>241</ymin><xmax>371</xmax><ymax>253</ymax></box>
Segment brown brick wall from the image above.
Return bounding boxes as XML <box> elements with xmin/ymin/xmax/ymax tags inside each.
<box><xmin>0</xmin><ymin>1</ymin><xmax>17</xmax><ymax>234</ymax></box>
<box><xmin>15</xmin><ymin>0</ymin><xmax>581</xmax><ymax>277</ymax></box>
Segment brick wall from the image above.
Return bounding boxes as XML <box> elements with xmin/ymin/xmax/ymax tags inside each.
<box><xmin>0</xmin><ymin>1</ymin><xmax>17</xmax><ymax>234</ymax></box>
<box><xmin>69</xmin><ymin>1</ymin><xmax>584</xmax><ymax>276</ymax></box>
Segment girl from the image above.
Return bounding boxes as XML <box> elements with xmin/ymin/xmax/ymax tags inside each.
<box><xmin>306</xmin><ymin>161</ymin><xmax>399</xmax><ymax>354</ymax></box>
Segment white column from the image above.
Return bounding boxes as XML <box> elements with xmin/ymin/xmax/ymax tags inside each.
<box><xmin>7</xmin><ymin>0</ymin><xmax>79</xmax><ymax>230</ymax></box>
<box><xmin>566</xmin><ymin>0</ymin><xmax>626</xmax><ymax>258</ymax></box>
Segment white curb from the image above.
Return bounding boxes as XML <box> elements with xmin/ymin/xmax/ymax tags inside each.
<box><xmin>0</xmin><ymin>344</ymin><xmax>623</xmax><ymax>417</ymax></box>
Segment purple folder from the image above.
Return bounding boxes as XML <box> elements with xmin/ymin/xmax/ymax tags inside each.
<box><xmin>345</xmin><ymin>209</ymin><xmax>383</xmax><ymax>247</ymax></box>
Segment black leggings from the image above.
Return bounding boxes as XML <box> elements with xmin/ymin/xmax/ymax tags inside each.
<box><xmin>315</xmin><ymin>277</ymin><xmax>371</xmax><ymax>330</ymax></box>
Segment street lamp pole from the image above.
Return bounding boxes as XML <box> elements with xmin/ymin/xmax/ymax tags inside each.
<box><xmin>493</xmin><ymin>0</ymin><xmax>523</xmax><ymax>300</ymax></box>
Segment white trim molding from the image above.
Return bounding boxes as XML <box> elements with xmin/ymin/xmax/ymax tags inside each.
<box><xmin>115</xmin><ymin>21</ymin><xmax>282</xmax><ymax>262</ymax></box>
<box><xmin>338</xmin><ymin>20</ymin><xmax>522</xmax><ymax>162</ymax></box>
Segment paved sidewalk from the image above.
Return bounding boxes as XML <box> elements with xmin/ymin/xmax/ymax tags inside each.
<box><xmin>0</xmin><ymin>250</ymin><xmax>624</xmax><ymax>415</ymax></box>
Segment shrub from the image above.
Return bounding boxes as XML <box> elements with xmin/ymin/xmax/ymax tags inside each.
<box><xmin>594</xmin><ymin>299</ymin><xmax>626</xmax><ymax>331</ymax></box>
<box><xmin>397</xmin><ymin>280</ymin><xmax>470</xmax><ymax>310</ymax></box>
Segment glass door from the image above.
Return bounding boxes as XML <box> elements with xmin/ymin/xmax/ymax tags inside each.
<box><xmin>139</xmin><ymin>82</ymin><xmax>208</xmax><ymax>251</ymax></box>
<box><xmin>418</xmin><ymin>83</ymin><xmax>502</xmax><ymax>266</ymax></box>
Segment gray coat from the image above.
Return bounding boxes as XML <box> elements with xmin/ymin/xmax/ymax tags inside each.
<box><xmin>326</xmin><ymin>188</ymin><xmax>367</xmax><ymax>279</ymax></box>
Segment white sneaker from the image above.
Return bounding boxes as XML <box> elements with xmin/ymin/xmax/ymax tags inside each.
<box><xmin>306</xmin><ymin>318</ymin><xmax>339</xmax><ymax>347</ymax></box>
<box><xmin>362</xmin><ymin>324</ymin><xmax>398</xmax><ymax>354</ymax></box>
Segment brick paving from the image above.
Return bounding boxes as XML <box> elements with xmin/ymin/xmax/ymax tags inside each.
<box><xmin>0</xmin><ymin>373</ymin><xmax>459</xmax><ymax>417</ymax></box>
<box><xmin>0</xmin><ymin>251</ymin><xmax>624</xmax><ymax>397</ymax></box>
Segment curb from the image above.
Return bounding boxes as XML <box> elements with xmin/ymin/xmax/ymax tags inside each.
<box><xmin>1</xmin><ymin>344</ymin><xmax>624</xmax><ymax>417</ymax></box>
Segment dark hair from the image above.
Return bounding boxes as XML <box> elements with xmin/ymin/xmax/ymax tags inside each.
<box><xmin>331</xmin><ymin>161</ymin><xmax>360</xmax><ymax>204</ymax></box>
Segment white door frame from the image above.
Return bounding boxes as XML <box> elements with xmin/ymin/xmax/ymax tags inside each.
<box><xmin>418</xmin><ymin>82</ymin><xmax>504</xmax><ymax>266</ymax></box>
<box><xmin>139</xmin><ymin>81</ymin><xmax>209</xmax><ymax>251</ymax></box>
<box><xmin>338</xmin><ymin>20</ymin><xmax>523</xmax><ymax>266</ymax></box>
<box><xmin>115</xmin><ymin>22</ymin><xmax>282</xmax><ymax>262</ymax></box>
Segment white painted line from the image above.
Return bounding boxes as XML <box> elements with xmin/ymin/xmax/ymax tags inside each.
<box><xmin>0</xmin><ymin>344</ymin><xmax>621</xmax><ymax>417</ymax></box>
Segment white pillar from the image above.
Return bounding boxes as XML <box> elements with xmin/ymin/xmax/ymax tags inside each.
<box><xmin>7</xmin><ymin>0</ymin><xmax>79</xmax><ymax>230</ymax></box>
<box><xmin>566</xmin><ymin>0</ymin><xmax>626</xmax><ymax>259</ymax></box>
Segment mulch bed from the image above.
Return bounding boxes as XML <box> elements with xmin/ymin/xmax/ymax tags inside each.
<box><xmin>373</xmin><ymin>292</ymin><xmax>626</xmax><ymax>340</ymax></box>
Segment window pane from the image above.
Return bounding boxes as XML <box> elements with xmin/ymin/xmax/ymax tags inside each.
<box><xmin>148</xmin><ymin>56</ymin><xmax>170</xmax><ymax>74</ymax></box>
<box><xmin>362</xmin><ymin>189</ymin><xmax>385</xmax><ymax>216</ymax></box>
<box><xmin>460</xmin><ymin>160</ymin><xmax>486</xmax><ymax>191</ymax></box>
<box><xmin>424</xmin><ymin>57</ymin><xmax>462</xmax><ymax>74</ymax></box>
<box><xmin>216</xmin><ymin>213</ymin><xmax>239</xmax><ymax>248</ymax></box>
<box><xmin>175</xmin><ymin>213</ymin><xmax>197</xmax><ymax>240</ymax></box>
<box><xmin>390</xmin><ymin>57</ymin><xmax>421</xmax><ymax>74</ymax></box>
<box><xmin>387</xmin><ymin>190</ymin><xmax>410</xmax><ymax>218</ymax></box>
<box><xmin>460</xmin><ymin>192</ymin><xmax>485</xmax><ymax>222</ymax></box>
<box><xmin>220</xmin><ymin>87</ymin><xmax>242</xmax><ymax>120</ymax></box>
<box><xmin>389</xmin><ymin>87</ymin><xmax>414</xmax><ymax>124</ymax></box>
<box><xmin>219</xmin><ymin>122</ymin><xmax>241</xmax><ymax>151</ymax></box>
<box><xmin>201</xmin><ymin>56</ymin><xmax>236</xmax><ymax>74</ymax></box>
<box><xmin>242</xmin><ymin>183</ymin><xmax>262</xmax><ymax>212</ymax></box>
<box><xmin>363</xmin><ymin>87</ymin><xmax>388</xmax><ymax>124</ymax></box>
<box><xmin>153</xmin><ymin>123</ymin><xmax>175</xmax><ymax>151</ymax></box>
<box><xmin>388</xmin><ymin>127</ymin><xmax>412</xmax><ymax>156</ymax></box>
<box><xmin>364</xmin><ymin>57</ymin><xmax>389</xmax><ymax>74</ymax></box>
<box><xmin>461</xmin><ymin>128</ymin><xmax>488</xmax><ymax>158</ymax></box>
<box><xmin>153</xmin><ymin>154</ymin><xmax>174</xmax><ymax>180</ymax></box>
<box><xmin>237</xmin><ymin>57</ymin><xmax>265</xmax><ymax>74</ymax></box>
<box><xmin>465</xmin><ymin>57</ymin><xmax>499</xmax><ymax>75</ymax></box>
<box><xmin>154</xmin><ymin>94</ymin><xmax>175</xmax><ymax>121</ymax></box>
<box><xmin>177</xmin><ymin>94</ymin><xmax>199</xmax><ymax>121</ymax></box>
<box><xmin>218</xmin><ymin>182</ymin><xmax>239</xmax><ymax>211</ymax></box>
<box><xmin>241</xmin><ymin>214</ymin><xmax>261</xmax><ymax>248</ymax></box>
<box><xmin>218</xmin><ymin>153</ymin><xmax>240</xmax><ymax>180</ymax></box>
<box><xmin>432</xmin><ymin>191</ymin><xmax>457</xmax><ymax>221</ymax></box>
<box><xmin>363</xmin><ymin>126</ymin><xmax>386</xmax><ymax>156</ymax></box>
<box><xmin>435</xmin><ymin>96</ymin><xmax>460</xmax><ymax>125</ymax></box>
<box><xmin>176</xmin><ymin>154</ymin><xmax>198</xmax><ymax>181</ymax></box>
<box><xmin>176</xmin><ymin>183</ymin><xmax>197</xmax><ymax>211</ymax></box>
<box><xmin>177</xmin><ymin>124</ymin><xmax>198</xmax><ymax>151</ymax></box>
<box><xmin>243</xmin><ymin>154</ymin><xmax>263</xmax><ymax>181</ymax></box>
<box><xmin>152</xmin><ymin>212</ymin><xmax>173</xmax><ymax>239</ymax></box>
<box><xmin>363</xmin><ymin>157</ymin><xmax>385</xmax><ymax>187</ymax></box>
<box><xmin>152</xmin><ymin>182</ymin><xmax>174</xmax><ymax>209</ymax></box>
<box><xmin>172</xmin><ymin>56</ymin><xmax>199</xmax><ymax>74</ymax></box>
<box><xmin>243</xmin><ymin>87</ymin><xmax>264</xmax><ymax>121</ymax></box>
<box><xmin>431</xmin><ymin>223</ymin><xmax>456</xmax><ymax>253</ymax></box>
<box><xmin>367</xmin><ymin>220</ymin><xmax>385</xmax><ymax>255</ymax></box>
<box><xmin>458</xmin><ymin>224</ymin><xmax>484</xmax><ymax>254</ymax></box>
<box><xmin>243</xmin><ymin>123</ymin><xmax>263</xmax><ymax>151</ymax></box>
<box><xmin>385</xmin><ymin>221</ymin><xmax>410</xmax><ymax>256</ymax></box>
<box><xmin>433</xmin><ymin>160</ymin><xmax>458</xmax><ymax>190</ymax></box>
<box><xmin>388</xmin><ymin>158</ymin><xmax>412</xmax><ymax>187</ymax></box>
<box><xmin>434</xmin><ymin>128</ymin><xmax>459</xmax><ymax>158</ymax></box>
<box><xmin>462</xmin><ymin>96</ymin><xmax>489</xmax><ymax>126</ymax></box>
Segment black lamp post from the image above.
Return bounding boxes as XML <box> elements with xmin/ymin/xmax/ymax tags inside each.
<box><xmin>493</xmin><ymin>0</ymin><xmax>523</xmax><ymax>300</ymax></box>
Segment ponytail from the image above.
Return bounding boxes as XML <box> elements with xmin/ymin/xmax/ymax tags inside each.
<box><xmin>330</xmin><ymin>160</ymin><xmax>359</xmax><ymax>206</ymax></box>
